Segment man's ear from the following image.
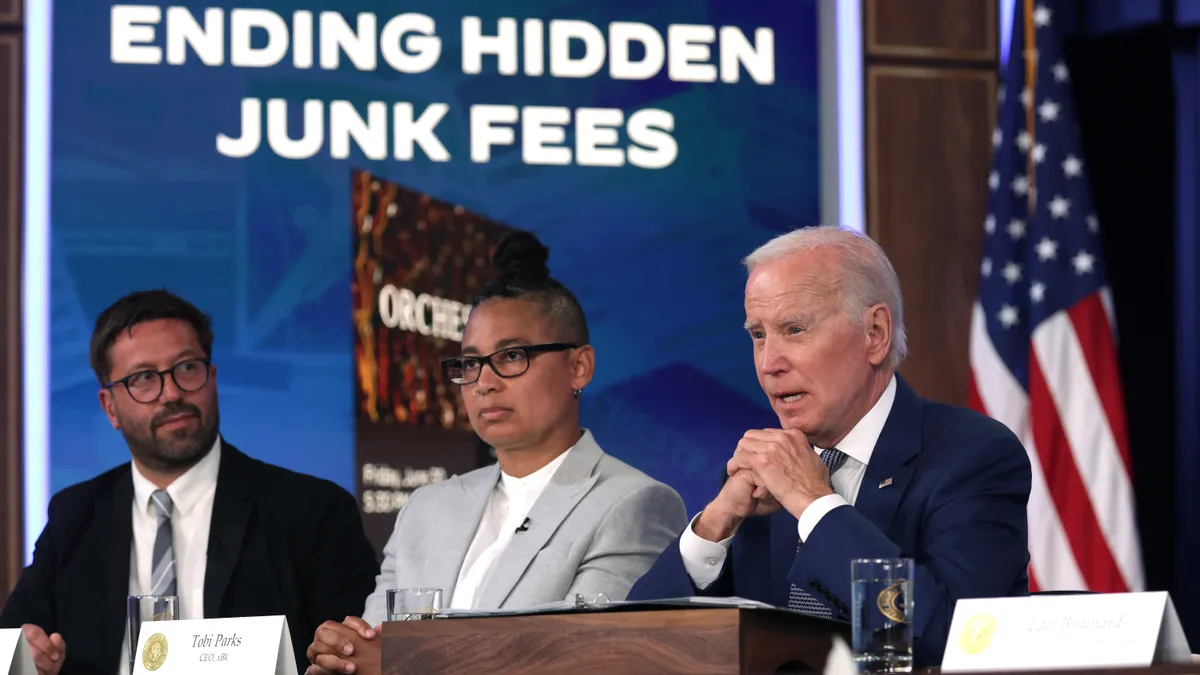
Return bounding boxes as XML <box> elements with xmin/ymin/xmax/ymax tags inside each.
<box><xmin>865</xmin><ymin>303</ymin><xmax>893</xmax><ymax>367</ymax></box>
<box><xmin>98</xmin><ymin>388</ymin><xmax>121</xmax><ymax>429</ymax></box>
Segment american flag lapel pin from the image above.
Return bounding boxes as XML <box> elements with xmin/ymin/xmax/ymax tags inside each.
<box><xmin>878</xmin><ymin>477</ymin><xmax>893</xmax><ymax>489</ymax></box>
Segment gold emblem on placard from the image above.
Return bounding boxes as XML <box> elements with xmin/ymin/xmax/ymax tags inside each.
<box><xmin>142</xmin><ymin>632</ymin><xmax>168</xmax><ymax>671</ymax></box>
<box><xmin>876</xmin><ymin>582</ymin><xmax>909</xmax><ymax>623</ymax></box>
<box><xmin>959</xmin><ymin>613</ymin><xmax>998</xmax><ymax>655</ymax></box>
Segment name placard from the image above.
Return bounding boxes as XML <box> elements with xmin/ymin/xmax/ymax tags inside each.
<box><xmin>0</xmin><ymin>629</ymin><xmax>35</xmax><ymax>675</ymax></box>
<box><xmin>942</xmin><ymin>591</ymin><xmax>1191</xmax><ymax>672</ymax></box>
<box><xmin>131</xmin><ymin>615</ymin><xmax>297</xmax><ymax>675</ymax></box>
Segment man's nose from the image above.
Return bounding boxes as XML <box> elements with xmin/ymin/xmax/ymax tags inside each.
<box><xmin>758</xmin><ymin>338</ymin><xmax>789</xmax><ymax>375</ymax></box>
<box><xmin>160</xmin><ymin>373</ymin><xmax>185</xmax><ymax>401</ymax></box>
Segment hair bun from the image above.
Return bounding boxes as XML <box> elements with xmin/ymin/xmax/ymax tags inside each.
<box><xmin>492</xmin><ymin>230</ymin><xmax>550</xmax><ymax>280</ymax></box>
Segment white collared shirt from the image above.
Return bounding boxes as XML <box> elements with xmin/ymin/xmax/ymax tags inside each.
<box><xmin>679</xmin><ymin>375</ymin><xmax>898</xmax><ymax>588</ymax></box>
<box><xmin>450</xmin><ymin>446</ymin><xmax>574</xmax><ymax>609</ymax></box>
<box><xmin>118</xmin><ymin>437</ymin><xmax>221</xmax><ymax>675</ymax></box>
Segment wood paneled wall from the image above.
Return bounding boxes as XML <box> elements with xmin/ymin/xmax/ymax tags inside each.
<box><xmin>0</xmin><ymin>0</ymin><xmax>22</xmax><ymax>598</ymax></box>
<box><xmin>864</xmin><ymin>0</ymin><xmax>999</xmax><ymax>405</ymax></box>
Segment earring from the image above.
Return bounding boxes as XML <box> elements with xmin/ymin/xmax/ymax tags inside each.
<box><xmin>572</xmin><ymin>389</ymin><xmax>582</xmax><ymax>399</ymax></box>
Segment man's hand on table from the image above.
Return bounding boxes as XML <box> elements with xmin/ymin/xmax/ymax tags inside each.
<box><xmin>21</xmin><ymin>624</ymin><xmax>65</xmax><ymax>675</ymax></box>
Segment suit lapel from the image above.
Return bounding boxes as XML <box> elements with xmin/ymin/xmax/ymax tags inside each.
<box><xmin>853</xmin><ymin>377</ymin><xmax>923</xmax><ymax>537</ymax></box>
<box><xmin>424</xmin><ymin>465</ymin><xmax>498</xmax><ymax>600</ymax></box>
<box><xmin>473</xmin><ymin>434</ymin><xmax>603</xmax><ymax>609</ymax></box>
<box><xmin>203</xmin><ymin>442</ymin><xmax>253</xmax><ymax>616</ymax></box>
<box><xmin>99</xmin><ymin>469</ymin><xmax>134</xmax><ymax>667</ymax></box>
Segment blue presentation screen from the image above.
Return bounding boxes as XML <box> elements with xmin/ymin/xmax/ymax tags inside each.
<box><xmin>45</xmin><ymin>0</ymin><xmax>820</xmax><ymax>516</ymax></box>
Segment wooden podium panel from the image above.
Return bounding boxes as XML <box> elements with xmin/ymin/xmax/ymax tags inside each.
<box><xmin>862</xmin><ymin>0</ymin><xmax>999</xmax><ymax>409</ymax></box>
<box><xmin>381</xmin><ymin>608</ymin><xmax>850</xmax><ymax>675</ymax></box>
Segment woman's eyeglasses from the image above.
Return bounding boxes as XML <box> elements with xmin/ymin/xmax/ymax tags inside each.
<box><xmin>442</xmin><ymin>343</ymin><xmax>577</xmax><ymax>385</ymax></box>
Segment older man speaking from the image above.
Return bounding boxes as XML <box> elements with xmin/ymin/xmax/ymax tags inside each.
<box><xmin>628</xmin><ymin>226</ymin><xmax>1032</xmax><ymax>667</ymax></box>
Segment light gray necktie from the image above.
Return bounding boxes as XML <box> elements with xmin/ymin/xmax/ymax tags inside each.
<box><xmin>786</xmin><ymin>448</ymin><xmax>849</xmax><ymax>618</ymax></box>
<box><xmin>149</xmin><ymin>489</ymin><xmax>177</xmax><ymax>597</ymax></box>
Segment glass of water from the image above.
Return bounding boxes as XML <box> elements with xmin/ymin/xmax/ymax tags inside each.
<box><xmin>851</xmin><ymin>558</ymin><xmax>914</xmax><ymax>673</ymax></box>
<box><xmin>386</xmin><ymin>588</ymin><xmax>442</xmax><ymax>621</ymax></box>
<box><xmin>127</xmin><ymin>594</ymin><xmax>179</xmax><ymax>674</ymax></box>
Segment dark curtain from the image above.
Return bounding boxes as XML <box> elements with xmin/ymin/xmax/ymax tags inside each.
<box><xmin>1051</xmin><ymin>0</ymin><xmax>1200</xmax><ymax>645</ymax></box>
<box><xmin>1170</xmin><ymin>0</ymin><xmax>1200</xmax><ymax>642</ymax></box>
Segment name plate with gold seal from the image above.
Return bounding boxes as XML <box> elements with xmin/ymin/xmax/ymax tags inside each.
<box><xmin>942</xmin><ymin>591</ymin><xmax>1191</xmax><ymax>672</ymax></box>
<box><xmin>0</xmin><ymin>629</ymin><xmax>36</xmax><ymax>675</ymax></box>
<box><xmin>131</xmin><ymin>615</ymin><xmax>297</xmax><ymax>675</ymax></box>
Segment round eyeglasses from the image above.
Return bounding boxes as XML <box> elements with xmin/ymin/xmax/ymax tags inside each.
<box><xmin>441</xmin><ymin>344</ymin><xmax>577</xmax><ymax>385</ymax></box>
<box><xmin>103</xmin><ymin>358</ymin><xmax>212</xmax><ymax>404</ymax></box>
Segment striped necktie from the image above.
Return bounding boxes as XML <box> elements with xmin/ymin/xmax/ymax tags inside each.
<box><xmin>786</xmin><ymin>448</ymin><xmax>849</xmax><ymax>617</ymax></box>
<box><xmin>149</xmin><ymin>489</ymin><xmax>177</xmax><ymax>597</ymax></box>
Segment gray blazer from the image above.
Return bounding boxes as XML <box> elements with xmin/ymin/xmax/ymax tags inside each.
<box><xmin>362</xmin><ymin>430</ymin><xmax>687</xmax><ymax>625</ymax></box>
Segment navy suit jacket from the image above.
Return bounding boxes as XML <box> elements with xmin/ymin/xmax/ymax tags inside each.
<box><xmin>627</xmin><ymin>377</ymin><xmax>1032</xmax><ymax>668</ymax></box>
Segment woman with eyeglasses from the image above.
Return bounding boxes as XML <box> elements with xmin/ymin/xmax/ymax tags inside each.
<box><xmin>304</xmin><ymin>230</ymin><xmax>688</xmax><ymax>675</ymax></box>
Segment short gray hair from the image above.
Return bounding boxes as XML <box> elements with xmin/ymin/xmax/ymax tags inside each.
<box><xmin>742</xmin><ymin>225</ymin><xmax>908</xmax><ymax>369</ymax></box>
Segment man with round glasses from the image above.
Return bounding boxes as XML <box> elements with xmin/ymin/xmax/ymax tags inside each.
<box><xmin>0</xmin><ymin>290</ymin><xmax>378</xmax><ymax>675</ymax></box>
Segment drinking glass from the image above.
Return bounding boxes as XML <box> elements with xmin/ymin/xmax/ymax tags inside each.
<box><xmin>851</xmin><ymin>558</ymin><xmax>914</xmax><ymax>673</ymax></box>
<box><xmin>386</xmin><ymin>588</ymin><xmax>442</xmax><ymax>621</ymax></box>
<box><xmin>127</xmin><ymin>594</ymin><xmax>179</xmax><ymax>674</ymax></box>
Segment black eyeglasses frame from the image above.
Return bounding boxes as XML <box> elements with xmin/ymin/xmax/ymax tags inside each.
<box><xmin>441</xmin><ymin>343</ymin><xmax>578</xmax><ymax>385</ymax></box>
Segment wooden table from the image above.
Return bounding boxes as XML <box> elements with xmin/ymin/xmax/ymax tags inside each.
<box><xmin>382</xmin><ymin>606</ymin><xmax>850</xmax><ymax>674</ymax></box>
<box><xmin>381</xmin><ymin>606</ymin><xmax>1195</xmax><ymax>675</ymax></box>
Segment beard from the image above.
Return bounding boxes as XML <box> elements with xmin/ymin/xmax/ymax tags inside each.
<box><xmin>121</xmin><ymin>400</ymin><xmax>221</xmax><ymax>474</ymax></box>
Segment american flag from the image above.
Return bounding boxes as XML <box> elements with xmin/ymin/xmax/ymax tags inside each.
<box><xmin>968</xmin><ymin>0</ymin><xmax>1144</xmax><ymax>593</ymax></box>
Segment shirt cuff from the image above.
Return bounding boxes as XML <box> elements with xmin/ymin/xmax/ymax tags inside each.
<box><xmin>797</xmin><ymin>494</ymin><xmax>850</xmax><ymax>542</ymax></box>
<box><xmin>679</xmin><ymin>512</ymin><xmax>734</xmax><ymax>590</ymax></box>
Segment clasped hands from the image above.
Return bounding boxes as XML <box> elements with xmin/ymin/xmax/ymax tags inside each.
<box><xmin>305</xmin><ymin>616</ymin><xmax>380</xmax><ymax>675</ymax></box>
<box><xmin>694</xmin><ymin>429</ymin><xmax>834</xmax><ymax>543</ymax></box>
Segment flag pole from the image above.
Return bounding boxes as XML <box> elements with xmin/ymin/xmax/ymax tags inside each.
<box><xmin>1023</xmin><ymin>0</ymin><xmax>1037</xmax><ymax>215</ymax></box>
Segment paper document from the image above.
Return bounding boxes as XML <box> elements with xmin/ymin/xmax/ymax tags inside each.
<box><xmin>437</xmin><ymin>596</ymin><xmax>786</xmax><ymax>618</ymax></box>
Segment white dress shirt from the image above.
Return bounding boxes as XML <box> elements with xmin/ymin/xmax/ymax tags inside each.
<box><xmin>450</xmin><ymin>446</ymin><xmax>574</xmax><ymax>609</ymax></box>
<box><xmin>680</xmin><ymin>375</ymin><xmax>898</xmax><ymax>589</ymax></box>
<box><xmin>118</xmin><ymin>437</ymin><xmax>221</xmax><ymax>675</ymax></box>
